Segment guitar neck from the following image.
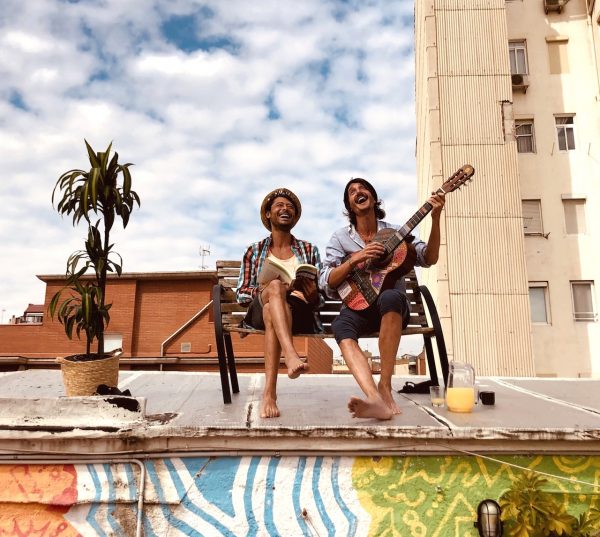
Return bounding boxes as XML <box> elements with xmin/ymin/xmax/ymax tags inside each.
<box><xmin>386</xmin><ymin>186</ymin><xmax>447</xmax><ymax>250</ymax></box>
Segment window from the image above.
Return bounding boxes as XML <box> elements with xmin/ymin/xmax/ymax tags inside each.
<box><xmin>555</xmin><ymin>116</ymin><xmax>575</xmax><ymax>151</ymax></box>
<box><xmin>563</xmin><ymin>198</ymin><xmax>586</xmax><ymax>234</ymax></box>
<box><xmin>529</xmin><ymin>282</ymin><xmax>550</xmax><ymax>323</ymax></box>
<box><xmin>522</xmin><ymin>200</ymin><xmax>543</xmax><ymax>235</ymax></box>
<box><xmin>547</xmin><ymin>36</ymin><xmax>569</xmax><ymax>74</ymax></box>
<box><xmin>571</xmin><ymin>281</ymin><xmax>596</xmax><ymax>321</ymax></box>
<box><xmin>509</xmin><ymin>41</ymin><xmax>528</xmax><ymax>74</ymax></box>
<box><xmin>104</xmin><ymin>333</ymin><xmax>123</xmax><ymax>352</ymax></box>
<box><xmin>515</xmin><ymin>120</ymin><xmax>535</xmax><ymax>153</ymax></box>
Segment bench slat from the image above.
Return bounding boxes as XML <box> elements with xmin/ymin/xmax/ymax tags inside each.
<box><xmin>217</xmin><ymin>260</ymin><xmax>242</xmax><ymax>269</ymax></box>
<box><xmin>225</xmin><ymin>325</ymin><xmax>435</xmax><ymax>338</ymax></box>
<box><xmin>221</xmin><ymin>303</ymin><xmax>250</xmax><ymax>313</ymax></box>
<box><xmin>215</xmin><ymin>260</ymin><xmax>432</xmax><ymax>335</ymax></box>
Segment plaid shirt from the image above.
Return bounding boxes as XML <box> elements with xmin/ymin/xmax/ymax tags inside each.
<box><xmin>236</xmin><ymin>235</ymin><xmax>322</xmax><ymax>306</ymax></box>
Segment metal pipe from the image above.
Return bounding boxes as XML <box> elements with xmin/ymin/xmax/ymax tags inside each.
<box><xmin>159</xmin><ymin>300</ymin><xmax>213</xmax><ymax>357</ymax></box>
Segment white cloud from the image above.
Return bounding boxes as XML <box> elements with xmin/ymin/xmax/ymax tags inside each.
<box><xmin>0</xmin><ymin>0</ymin><xmax>423</xmax><ymax>354</ymax></box>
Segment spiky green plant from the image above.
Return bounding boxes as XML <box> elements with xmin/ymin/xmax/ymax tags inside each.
<box><xmin>49</xmin><ymin>140</ymin><xmax>139</xmax><ymax>358</ymax></box>
<box><xmin>499</xmin><ymin>471</ymin><xmax>600</xmax><ymax>537</ymax></box>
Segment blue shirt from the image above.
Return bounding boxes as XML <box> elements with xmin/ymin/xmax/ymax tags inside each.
<box><xmin>318</xmin><ymin>220</ymin><xmax>429</xmax><ymax>300</ymax></box>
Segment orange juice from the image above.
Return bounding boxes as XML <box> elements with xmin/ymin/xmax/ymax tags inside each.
<box><xmin>446</xmin><ymin>387</ymin><xmax>475</xmax><ymax>413</ymax></box>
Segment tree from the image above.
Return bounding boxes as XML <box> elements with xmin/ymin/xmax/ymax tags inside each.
<box><xmin>49</xmin><ymin>140</ymin><xmax>140</xmax><ymax>359</ymax></box>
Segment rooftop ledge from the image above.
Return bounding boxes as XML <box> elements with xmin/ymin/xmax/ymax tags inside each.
<box><xmin>37</xmin><ymin>270</ymin><xmax>217</xmax><ymax>282</ymax></box>
<box><xmin>0</xmin><ymin>370</ymin><xmax>599</xmax><ymax>457</ymax></box>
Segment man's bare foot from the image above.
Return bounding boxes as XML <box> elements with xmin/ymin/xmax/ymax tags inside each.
<box><xmin>260</xmin><ymin>396</ymin><xmax>280</xmax><ymax>418</ymax></box>
<box><xmin>378</xmin><ymin>384</ymin><xmax>402</xmax><ymax>415</ymax></box>
<box><xmin>286</xmin><ymin>356</ymin><xmax>309</xmax><ymax>379</ymax></box>
<box><xmin>347</xmin><ymin>395</ymin><xmax>393</xmax><ymax>420</ymax></box>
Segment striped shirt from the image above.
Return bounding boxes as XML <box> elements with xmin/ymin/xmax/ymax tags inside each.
<box><xmin>236</xmin><ymin>235</ymin><xmax>322</xmax><ymax>306</ymax></box>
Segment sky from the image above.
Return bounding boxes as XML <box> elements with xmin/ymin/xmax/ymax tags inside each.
<box><xmin>0</xmin><ymin>0</ymin><xmax>421</xmax><ymax>353</ymax></box>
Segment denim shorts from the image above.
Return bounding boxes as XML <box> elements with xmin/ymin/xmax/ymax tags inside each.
<box><xmin>332</xmin><ymin>288</ymin><xmax>409</xmax><ymax>343</ymax></box>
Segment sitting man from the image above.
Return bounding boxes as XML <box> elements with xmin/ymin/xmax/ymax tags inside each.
<box><xmin>319</xmin><ymin>178</ymin><xmax>445</xmax><ymax>420</ymax></box>
<box><xmin>236</xmin><ymin>188</ymin><xmax>322</xmax><ymax>418</ymax></box>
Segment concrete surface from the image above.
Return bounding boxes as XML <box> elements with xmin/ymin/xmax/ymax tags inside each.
<box><xmin>0</xmin><ymin>370</ymin><xmax>599</xmax><ymax>455</ymax></box>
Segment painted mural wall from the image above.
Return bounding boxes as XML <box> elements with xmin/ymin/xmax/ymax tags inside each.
<box><xmin>0</xmin><ymin>454</ymin><xmax>598</xmax><ymax>536</ymax></box>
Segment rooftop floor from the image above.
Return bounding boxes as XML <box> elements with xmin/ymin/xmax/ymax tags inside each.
<box><xmin>1</xmin><ymin>370</ymin><xmax>599</xmax><ymax>456</ymax></box>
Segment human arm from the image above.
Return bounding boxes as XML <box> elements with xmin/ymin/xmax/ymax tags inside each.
<box><xmin>423</xmin><ymin>192</ymin><xmax>445</xmax><ymax>265</ymax></box>
<box><xmin>235</xmin><ymin>245</ymin><xmax>259</xmax><ymax>305</ymax></box>
<box><xmin>326</xmin><ymin>242</ymin><xmax>386</xmax><ymax>289</ymax></box>
<box><xmin>294</xmin><ymin>243</ymin><xmax>323</xmax><ymax>308</ymax></box>
<box><xmin>318</xmin><ymin>229</ymin><xmax>385</xmax><ymax>299</ymax></box>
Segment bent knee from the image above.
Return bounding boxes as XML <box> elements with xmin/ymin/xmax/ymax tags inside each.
<box><xmin>263</xmin><ymin>279</ymin><xmax>288</xmax><ymax>297</ymax></box>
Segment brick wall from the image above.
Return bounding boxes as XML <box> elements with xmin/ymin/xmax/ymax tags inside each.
<box><xmin>0</xmin><ymin>272</ymin><xmax>333</xmax><ymax>373</ymax></box>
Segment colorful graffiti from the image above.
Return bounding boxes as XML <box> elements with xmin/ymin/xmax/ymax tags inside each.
<box><xmin>0</xmin><ymin>455</ymin><xmax>598</xmax><ymax>536</ymax></box>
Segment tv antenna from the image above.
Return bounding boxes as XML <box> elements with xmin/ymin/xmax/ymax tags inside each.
<box><xmin>199</xmin><ymin>245</ymin><xmax>211</xmax><ymax>270</ymax></box>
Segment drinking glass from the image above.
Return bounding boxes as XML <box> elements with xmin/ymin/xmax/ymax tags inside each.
<box><xmin>429</xmin><ymin>386</ymin><xmax>445</xmax><ymax>407</ymax></box>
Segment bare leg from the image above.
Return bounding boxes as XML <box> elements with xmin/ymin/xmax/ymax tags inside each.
<box><xmin>262</xmin><ymin>280</ymin><xmax>308</xmax><ymax>379</ymax></box>
<box><xmin>339</xmin><ymin>338</ymin><xmax>393</xmax><ymax>420</ymax></box>
<box><xmin>260</xmin><ymin>305</ymin><xmax>282</xmax><ymax>418</ymax></box>
<box><xmin>378</xmin><ymin>311</ymin><xmax>402</xmax><ymax>415</ymax></box>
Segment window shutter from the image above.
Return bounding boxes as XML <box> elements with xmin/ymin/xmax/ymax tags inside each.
<box><xmin>522</xmin><ymin>200</ymin><xmax>542</xmax><ymax>234</ymax></box>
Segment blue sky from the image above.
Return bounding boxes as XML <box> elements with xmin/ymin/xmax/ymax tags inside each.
<box><xmin>0</xmin><ymin>0</ymin><xmax>419</xmax><ymax>352</ymax></box>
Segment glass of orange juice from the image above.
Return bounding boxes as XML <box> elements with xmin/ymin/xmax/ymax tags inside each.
<box><xmin>429</xmin><ymin>386</ymin><xmax>445</xmax><ymax>407</ymax></box>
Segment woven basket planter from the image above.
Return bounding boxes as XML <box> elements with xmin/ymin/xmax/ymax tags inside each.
<box><xmin>56</xmin><ymin>354</ymin><xmax>120</xmax><ymax>396</ymax></box>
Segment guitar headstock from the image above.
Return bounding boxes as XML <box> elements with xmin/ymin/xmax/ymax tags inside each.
<box><xmin>440</xmin><ymin>164</ymin><xmax>475</xmax><ymax>193</ymax></box>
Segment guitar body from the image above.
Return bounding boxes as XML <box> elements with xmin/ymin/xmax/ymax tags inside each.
<box><xmin>337</xmin><ymin>228</ymin><xmax>415</xmax><ymax>311</ymax></box>
<box><xmin>336</xmin><ymin>164</ymin><xmax>475</xmax><ymax>311</ymax></box>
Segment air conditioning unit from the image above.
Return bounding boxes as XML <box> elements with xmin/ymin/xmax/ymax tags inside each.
<box><xmin>511</xmin><ymin>73</ymin><xmax>529</xmax><ymax>93</ymax></box>
<box><xmin>544</xmin><ymin>0</ymin><xmax>569</xmax><ymax>14</ymax></box>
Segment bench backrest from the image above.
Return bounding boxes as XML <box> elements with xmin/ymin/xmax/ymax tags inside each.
<box><xmin>216</xmin><ymin>260</ymin><xmax>429</xmax><ymax>335</ymax></box>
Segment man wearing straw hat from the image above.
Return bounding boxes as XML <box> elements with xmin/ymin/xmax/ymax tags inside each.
<box><xmin>236</xmin><ymin>188</ymin><xmax>322</xmax><ymax>418</ymax></box>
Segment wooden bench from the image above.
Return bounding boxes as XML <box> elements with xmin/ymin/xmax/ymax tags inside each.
<box><xmin>212</xmin><ymin>260</ymin><xmax>449</xmax><ymax>404</ymax></box>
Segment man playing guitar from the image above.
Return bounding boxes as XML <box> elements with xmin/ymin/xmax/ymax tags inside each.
<box><xmin>319</xmin><ymin>178</ymin><xmax>445</xmax><ymax>420</ymax></box>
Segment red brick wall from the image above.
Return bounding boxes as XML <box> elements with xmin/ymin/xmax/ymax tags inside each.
<box><xmin>132</xmin><ymin>279</ymin><xmax>214</xmax><ymax>356</ymax></box>
<box><xmin>0</xmin><ymin>273</ymin><xmax>333</xmax><ymax>373</ymax></box>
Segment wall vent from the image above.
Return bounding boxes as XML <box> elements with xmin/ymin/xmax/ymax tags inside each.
<box><xmin>181</xmin><ymin>342</ymin><xmax>192</xmax><ymax>353</ymax></box>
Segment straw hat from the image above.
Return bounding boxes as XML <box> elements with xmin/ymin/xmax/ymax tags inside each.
<box><xmin>260</xmin><ymin>188</ymin><xmax>302</xmax><ymax>230</ymax></box>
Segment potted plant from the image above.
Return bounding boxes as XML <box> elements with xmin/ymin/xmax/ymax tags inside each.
<box><xmin>49</xmin><ymin>140</ymin><xmax>140</xmax><ymax>396</ymax></box>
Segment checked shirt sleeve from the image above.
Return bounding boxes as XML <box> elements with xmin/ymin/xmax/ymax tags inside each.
<box><xmin>235</xmin><ymin>245</ymin><xmax>259</xmax><ymax>306</ymax></box>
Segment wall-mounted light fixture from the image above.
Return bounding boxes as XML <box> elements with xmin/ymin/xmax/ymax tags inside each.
<box><xmin>474</xmin><ymin>499</ymin><xmax>503</xmax><ymax>537</ymax></box>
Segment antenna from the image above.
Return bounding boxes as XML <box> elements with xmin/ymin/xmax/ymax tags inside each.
<box><xmin>199</xmin><ymin>245</ymin><xmax>211</xmax><ymax>270</ymax></box>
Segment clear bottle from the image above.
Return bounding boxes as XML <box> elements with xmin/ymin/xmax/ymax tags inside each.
<box><xmin>446</xmin><ymin>362</ymin><xmax>476</xmax><ymax>413</ymax></box>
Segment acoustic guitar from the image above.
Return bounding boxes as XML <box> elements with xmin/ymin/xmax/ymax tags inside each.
<box><xmin>337</xmin><ymin>164</ymin><xmax>475</xmax><ymax>311</ymax></box>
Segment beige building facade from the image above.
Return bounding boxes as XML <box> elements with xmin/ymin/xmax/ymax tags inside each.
<box><xmin>415</xmin><ymin>0</ymin><xmax>600</xmax><ymax>378</ymax></box>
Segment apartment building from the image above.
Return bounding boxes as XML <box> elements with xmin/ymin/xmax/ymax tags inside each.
<box><xmin>415</xmin><ymin>0</ymin><xmax>600</xmax><ymax>377</ymax></box>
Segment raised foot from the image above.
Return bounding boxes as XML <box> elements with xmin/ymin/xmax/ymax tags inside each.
<box><xmin>348</xmin><ymin>396</ymin><xmax>393</xmax><ymax>420</ymax></box>
<box><xmin>286</xmin><ymin>356</ymin><xmax>309</xmax><ymax>379</ymax></box>
<box><xmin>260</xmin><ymin>397</ymin><xmax>280</xmax><ymax>419</ymax></box>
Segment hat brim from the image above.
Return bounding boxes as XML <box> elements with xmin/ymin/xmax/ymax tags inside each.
<box><xmin>260</xmin><ymin>188</ymin><xmax>302</xmax><ymax>230</ymax></box>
